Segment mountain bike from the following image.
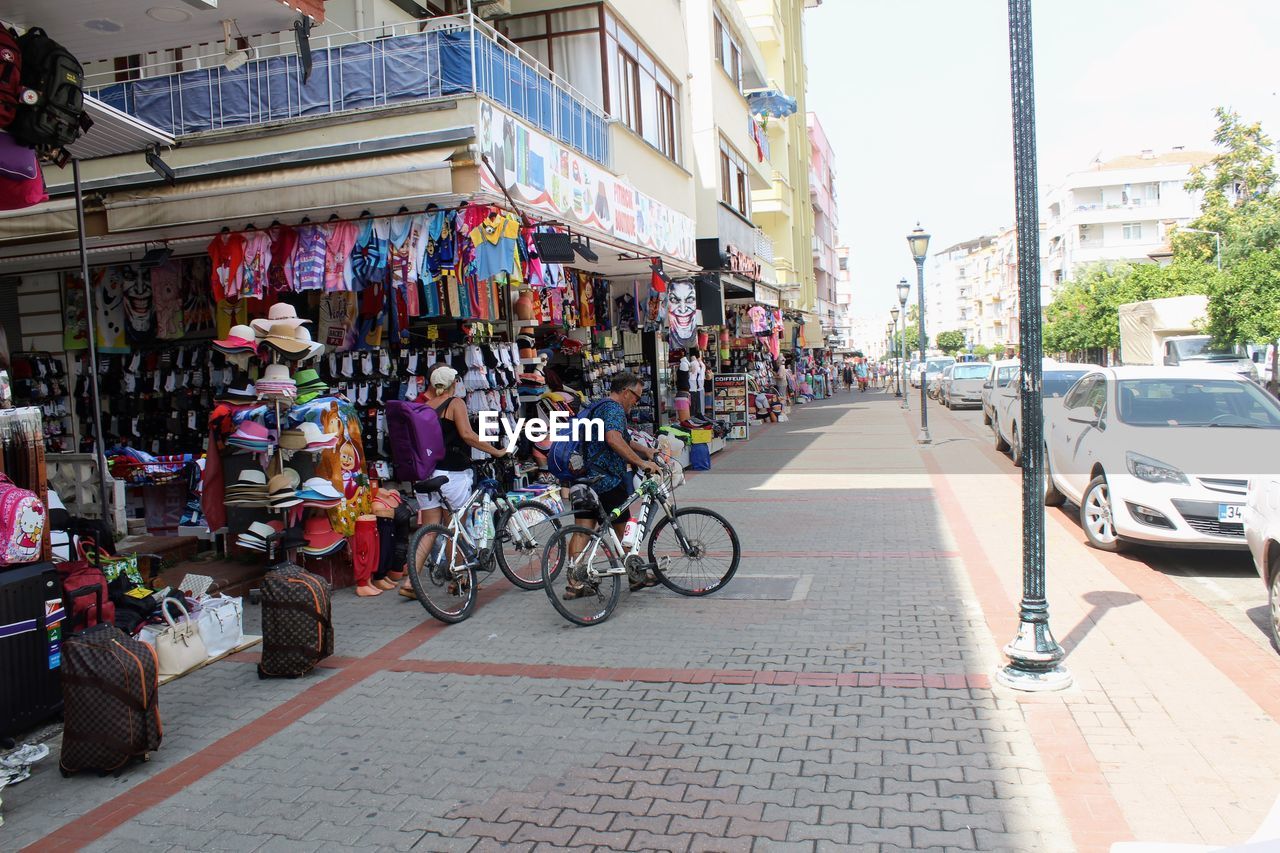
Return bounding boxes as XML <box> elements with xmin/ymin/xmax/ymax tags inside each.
<box><xmin>407</xmin><ymin>459</ymin><xmax>562</xmax><ymax>624</ymax></box>
<box><xmin>540</xmin><ymin>463</ymin><xmax>740</xmax><ymax>626</ymax></box>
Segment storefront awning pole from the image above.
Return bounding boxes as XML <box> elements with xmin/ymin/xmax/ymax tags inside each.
<box><xmin>72</xmin><ymin>159</ymin><xmax>110</xmax><ymax>525</ymax></box>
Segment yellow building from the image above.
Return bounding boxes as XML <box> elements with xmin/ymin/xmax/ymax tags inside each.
<box><xmin>738</xmin><ymin>0</ymin><xmax>819</xmax><ymax>323</ymax></box>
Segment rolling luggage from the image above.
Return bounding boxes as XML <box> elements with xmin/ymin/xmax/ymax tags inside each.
<box><xmin>60</xmin><ymin>623</ymin><xmax>161</xmax><ymax>776</ymax></box>
<box><xmin>0</xmin><ymin>561</ymin><xmax>62</xmax><ymax>737</ymax></box>
<box><xmin>258</xmin><ymin>562</ymin><xmax>333</xmax><ymax>679</ymax></box>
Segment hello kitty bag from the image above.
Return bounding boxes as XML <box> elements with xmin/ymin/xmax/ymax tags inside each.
<box><xmin>0</xmin><ymin>472</ymin><xmax>45</xmax><ymax>565</ymax></box>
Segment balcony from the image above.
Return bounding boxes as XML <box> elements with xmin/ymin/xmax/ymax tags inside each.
<box><xmin>86</xmin><ymin>16</ymin><xmax>610</xmax><ymax>166</ymax></box>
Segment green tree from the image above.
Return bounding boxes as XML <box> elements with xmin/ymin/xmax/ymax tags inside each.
<box><xmin>935</xmin><ymin>330</ymin><xmax>966</xmax><ymax>353</ymax></box>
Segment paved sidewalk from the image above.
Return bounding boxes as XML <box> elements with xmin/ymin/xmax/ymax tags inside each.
<box><xmin>12</xmin><ymin>388</ymin><xmax>1271</xmax><ymax>851</ymax></box>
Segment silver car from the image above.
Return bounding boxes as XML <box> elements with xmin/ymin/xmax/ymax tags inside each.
<box><xmin>943</xmin><ymin>362</ymin><xmax>992</xmax><ymax>410</ymax></box>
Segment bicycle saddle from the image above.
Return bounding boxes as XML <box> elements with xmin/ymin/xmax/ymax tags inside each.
<box><xmin>414</xmin><ymin>475</ymin><xmax>449</xmax><ymax>494</ymax></box>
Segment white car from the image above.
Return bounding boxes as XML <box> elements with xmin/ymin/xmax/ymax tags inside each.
<box><xmin>1244</xmin><ymin>476</ymin><xmax>1280</xmax><ymax>650</ymax></box>
<box><xmin>1045</xmin><ymin>366</ymin><xmax>1280</xmax><ymax>552</ymax></box>
<box><xmin>982</xmin><ymin>359</ymin><xmax>1018</xmax><ymax>425</ymax></box>
<box><xmin>991</xmin><ymin>361</ymin><xmax>1094</xmax><ymax>466</ymax></box>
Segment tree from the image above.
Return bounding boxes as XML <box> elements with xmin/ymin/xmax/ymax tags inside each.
<box><xmin>935</xmin><ymin>330</ymin><xmax>966</xmax><ymax>353</ymax></box>
<box><xmin>893</xmin><ymin>323</ymin><xmax>919</xmax><ymax>357</ymax></box>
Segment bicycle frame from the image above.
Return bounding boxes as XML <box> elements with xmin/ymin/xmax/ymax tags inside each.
<box><xmin>573</xmin><ymin>471</ymin><xmax>681</xmax><ymax>579</ymax></box>
<box><xmin>430</xmin><ymin>479</ymin><xmax>550</xmax><ymax>573</ymax></box>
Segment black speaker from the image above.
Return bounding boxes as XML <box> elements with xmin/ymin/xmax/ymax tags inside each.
<box><xmin>532</xmin><ymin>231</ymin><xmax>576</xmax><ymax>264</ymax></box>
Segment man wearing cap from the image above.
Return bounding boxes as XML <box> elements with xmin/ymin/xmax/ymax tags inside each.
<box><xmin>400</xmin><ymin>364</ymin><xmax>507</xmax><ymax>598</ymax></box>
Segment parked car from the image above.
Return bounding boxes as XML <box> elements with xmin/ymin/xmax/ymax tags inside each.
<box><xmin>1244</xmin><ymin>476</ymin><xmax>1280</xmax><ymax>650</ymax></box>
<box><xmin>1045</xmin><ymin>366</ymin><xmax>1280</xmax><ymax>552</ymax></box>
<box><xmin>982</xmin><ymin>359</ymin><xmax>1019</xmax><ymax>425</ymax></box>
<box><xmin>992</xmin><ymin>362</ymin><xmax>1094</xmax><ymax>466</ymax></box>
<box><xmin>943</xmin><ymin>362</ymin><xmax>992</xmax><ymax>410</ymax></box>
<box><xmin>908</xmin><ymin>360</ymin><xmax>923</xmax><ymax>388</ymax></box>
<box><xmin>929</xmin><ymin>364</ymin><xmax>952</xmax><ymax>400</ymax></box>
<box><xmin>922</xmin><ymin>356</ymin><xmax>955</xmax><ymax>396</ymax></box>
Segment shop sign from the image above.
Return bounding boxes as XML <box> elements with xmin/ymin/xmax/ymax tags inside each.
<box><xmin>754</xmin><ymin>284</ymin><xmax>780</xmax><ymax>307</ymax></box>
<box><xmin>713</xmin><ymin>373</ymin><xmax>750</xmax><ymax>440</ymax></box>
<box><xmin>478</xmin><ymin>106</ymin><xmax>695</xmax><ymax>264</ymax></box>
<box><xmin>723</xmin><ymin>244</ymin><xmax>761</xmax><ymax>281</ymax></box>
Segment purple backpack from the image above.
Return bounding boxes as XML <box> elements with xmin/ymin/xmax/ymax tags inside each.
<box><xmin>386</xmin><ymin>400</ymin><xmax>446</xmax><ymax>482</ymax></box>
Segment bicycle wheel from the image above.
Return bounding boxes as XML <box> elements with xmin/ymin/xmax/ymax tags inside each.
<box><xmin>541</xmin><ymin>524</ymin><xmax>621</xmax><ymax>626</ymax></box>
<box><xmin>494</xmin><ymin>501</ymin><xmax>560</xmax><ymax>591</ymax></box>
<box><xmin>648</xmin><ymin>507</ymin><xmax>740</xmax><ymax>596</ymax></box>
<box><xmin>408</xmin><ymin>524</ymin><xmax>478</xmax><ymax>624</ymax></box>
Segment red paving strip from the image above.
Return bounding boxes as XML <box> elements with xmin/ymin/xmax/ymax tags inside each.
<box><xmin>910</xmin><ymin>409</ymin><xmax>1133</xmax><ymax>853</ymax></box>
<box><xmin>384</xmin><ymin>658</ymin><xmax>992</xmax><ymax>689</ymax></box>
<box><xmin>738</xmin><ymin>549</ymin><xmax>959</xmax><ymax>559</ymax></box>
<box><xmin>696</xmin><ymin>495</ymin><xmax>934</xmax><ymax>503</ymax></box>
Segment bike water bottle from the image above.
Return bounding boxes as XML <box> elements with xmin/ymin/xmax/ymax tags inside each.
<box><xmin>621</xmin><ymin>520</ymin><xmax>639</xmax><ymax>548</ymax></box>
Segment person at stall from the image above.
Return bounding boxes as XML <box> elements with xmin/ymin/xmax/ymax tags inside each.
<box><xmin>564</xmin><ymin>371</ymin><xmax>661</xmax><ymax>599</ymax></box>
<box><xmin>399</xmin><ymin>364</ymin><xmax>507</xmax><ymax>598</ymax></box>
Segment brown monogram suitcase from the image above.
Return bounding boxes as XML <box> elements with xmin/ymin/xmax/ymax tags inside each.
<box><xmin>59</xmin><ymin>623</ymin><xmax>162</xmax><ymax>776</ymax></box>
<box><xmin>257</xmin><ymin>563</ymin><xmax>333</xmax><ymax>679</ymax></box>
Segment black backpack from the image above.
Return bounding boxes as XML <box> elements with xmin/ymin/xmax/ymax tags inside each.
<box><xmin>11</xmin><ymin>27</ymin><xmax>91</xmax><ymax>157</ymax></box>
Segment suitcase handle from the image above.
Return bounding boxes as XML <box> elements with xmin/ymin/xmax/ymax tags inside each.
<box><xmin>66</xmin><ymin>583</ymin><xmax>105</xmax><ymax>633</ymax></box>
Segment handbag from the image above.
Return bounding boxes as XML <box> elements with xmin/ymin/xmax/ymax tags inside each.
<box><xmin>154</xmin><ymin>597</ymin><xmax>208</xmax><ymax>677</ymax></box>
<box><xmin>195</xmin><ymin>594</ymin><xmax>244</xmax><ymax>657</ymax></box>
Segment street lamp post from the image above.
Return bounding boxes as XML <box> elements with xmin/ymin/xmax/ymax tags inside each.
<box><xmin>907</xmin><ymin>227</ymin><xmax>931</xmax><ymax>444</ymax></box>
<box><xmin>897</xmin><ymin>278</ymin><xmax>910</xmax><ymax>406</ymax></box>
<box><xmin>998</xmin><ymin>0</ymin><xmax>1071</xmax><ymax>692</ymax></box>
<box><xmin>890</xmin><ymin>306</ymin><xmax>902</xmax><ymax>397</ymax></box>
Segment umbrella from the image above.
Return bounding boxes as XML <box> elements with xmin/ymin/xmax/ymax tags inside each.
<box><xmin>746</xmin><ymin>89</ymin><xmax>798</xmax><ymax>122</ymax></box>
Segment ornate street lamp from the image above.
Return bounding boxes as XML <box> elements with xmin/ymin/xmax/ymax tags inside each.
<box><xmin>907</xmin><ymin>226</ymin><xmax>931</xmax><ymax>443</ymax></box>
<box><xmin>897</xmin><ymin>278</ymin><xmax>910</xmax><ymax>407</ymax></box>
<box><xmin>890</xmin><ymin>306</ymin><xmax>901</xmax><ymax>397</ymax></box>
<box><xmin>997</xmin><ymin>0</ymin><xmax>1070</xmax><ymax>692</ymax></box>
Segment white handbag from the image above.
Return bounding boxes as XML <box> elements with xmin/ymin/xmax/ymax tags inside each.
<box><xmin>196</xmin><ymin>594</ymin><xmax>244</xmax><ymax>658</ymax></box>
<box><xmin>154</xmin><ymin>597</ymin><xmax>208</xmax><ymax>678</ymax></box>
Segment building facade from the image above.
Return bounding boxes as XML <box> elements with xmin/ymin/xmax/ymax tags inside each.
<box><xmin>807</xmin><ymin>112</ymin><xmax>839</xmax><ymax>344</ymax></box>
<box><xmin>1043</xmin><ymin>148</ymin><xmax>1212</xmax><ymax>291</ymax></box>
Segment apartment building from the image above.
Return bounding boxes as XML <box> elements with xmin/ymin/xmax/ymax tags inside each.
<box><xmin>832</xmin><ymin>244</ymin><xmax>852</xmax><ymax>352</ymax></box>
<box><xmin>1043</xmin><ymin>148</ymin><xmax>1212</xmax><ymax>291</ymax></box>
<box><xmin>930</xmin><ymin>228</ymin><xmax>1025</xmax><ymax>352</ymax></box>
<box><xmin>807</xmin><ymin>112</ymin><xmax>839</xmax><ymax>343</ymax></box>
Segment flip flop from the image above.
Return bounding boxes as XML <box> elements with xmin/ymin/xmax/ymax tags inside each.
<box><xmin>629</xmin><ymin>575</ymin><xmax>660</xmax><ymax>592</ymax></box>
<box><xmin>562</xmin><ymin>584</ymin><xmax>598</xmax><ymax>601</ymax></box>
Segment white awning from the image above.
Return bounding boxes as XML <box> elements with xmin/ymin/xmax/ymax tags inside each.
<box><xmin>102</xmin><ymin>149</ymin><xmax>456</xmax><ymax>231</ymax></box>
<box><xmin>69</xmin><ymin>96</ymin><xmax>175</xmax><ymax>161</ymax></box>
<box><xmin>0</xmin><ymin>197</ymin><xmax>80</xmax><ymax>243</ymax></box>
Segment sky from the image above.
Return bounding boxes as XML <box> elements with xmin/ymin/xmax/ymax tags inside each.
<box><xmin>804</xmin><ymin>0</ymin><xmax>1280</xmax><ymax>333</ymax></box>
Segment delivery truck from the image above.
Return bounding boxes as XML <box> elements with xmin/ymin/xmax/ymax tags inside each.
<box><xmin>1117</xmin><ymin>294</ymin><xmax>1257</xmax><ymax>381</ymax></box>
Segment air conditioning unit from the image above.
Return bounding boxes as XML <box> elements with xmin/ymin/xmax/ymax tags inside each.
<box><xmin>473</xmin><ymin>0</ymin><xmax>512</xmax><ymax>19</ymax></box>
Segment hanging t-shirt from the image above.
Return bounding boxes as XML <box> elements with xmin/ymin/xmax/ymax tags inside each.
<box><xmin>215</xmin><ymin>299</ymin><xmax>248</xmax><ymax>340</ymax></box>
<box><xmin>122</xmin><ymin>264</ymin><xmax>154</xmax><ymax>344</ymax></box>
<box><xmin>576</xmin><ymin>273</ymin><xmax>595</xmax><ymax>328</ymax></box>
<box><xmin>150</xmin><ymin>260</ymin><xmax>184</xmax><ymax>340</ymax></box>
<box><xmin>324</xmin><ymin>221</ymin><xmax>358</xmax><ymax>292</ymax></box>
<box><xmin>676</xmin><ymin>357</ymin><xmax>691</xmax><ymax>393</ymax></box>
<box><xmin>96</xmin><ymin>267</ymin><xmax>130</xmax><ymax>353</ymax></box>
<box><xmin>207</xmin><ymin>232</ymin><xmax>246</xmax><ymax>302</ymax></box>
<box><xmin>291</xmin><ymin>224</ymin><xmax>327</xmax><ymax>292</ymax></box>
<box><xmin>470</xmin><ymin>212</ymin><xmax>521</xmax><ymax>281</ymax></box>
<box><xmin>267</xmin><ymin>224</ymin><xmax>297</xmax><ymax>292</ymax></box>
<box><xmin>240</xmin><ymin>230</ymin><xmax>272</xmax><ymax>300</ymax></box>
<box><xmin>350</xmin><ymin>218</ymin><xmax>389</xmax><ymax>291</ymax></box>
<box><xmin>386</xmin><ymin>214</ymin><xmax>423</xmax><ymax>314</ymax></box>
<box><xmin>319</xmin><ymin>292</ymin><xmax>357</xmax><ymax>351</ymax></box>
<box><xmin>182</xmin><ymin>256</ymin><xmax>214</xmax><ymax>334</ymax></box>
<box><xmin>748</xmin><ymin>305</ymin><xmax>768</xmax><ymax>334</ymax></box>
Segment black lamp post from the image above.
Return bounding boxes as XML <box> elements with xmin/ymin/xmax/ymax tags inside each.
<box><xmin>997</xmin><ymin>0</ymin><xmax>1071</xmax><ymax>692</ymax></box>
<box><xmin>897</xmin><ymin>278</ymin><xmax>910</xmax><ymax>406</ymax></box>
<box><xmin>890</xmin><ymin>307</ymin><xmax>901</xmax><ymax>397</ymax></box>
<box><xmin>907</xmin><ymin>226</ymin><xmax>931</xmax><ymax>443</ymax></box>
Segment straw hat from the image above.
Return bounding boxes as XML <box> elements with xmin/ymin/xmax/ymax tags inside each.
<box><xmin>250</xmin><ymin>303</ymin><xmax>312</xmax><ymax>335</ymax></box>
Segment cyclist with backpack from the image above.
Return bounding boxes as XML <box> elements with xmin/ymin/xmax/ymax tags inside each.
<box><xmin>564</xmin><ymin>372</ymin><xmax>661</xmax><ymax>599</ymax></box>
<box><xmin>399</xmin><ymin>365</ymin><xmax>507</xmax><ymax>598</ymax></box>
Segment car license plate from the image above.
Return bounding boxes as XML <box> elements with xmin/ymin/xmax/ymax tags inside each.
<box><xmin>1218</xmin><ymin>503</ymin><xmax>1244</xmax><ymax>523</ymax></box>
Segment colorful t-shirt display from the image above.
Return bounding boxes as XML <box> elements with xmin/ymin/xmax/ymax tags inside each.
<box><xmin>240</xmin><ymin>230</ymin><xmax>272</xmax><ymax>300</ymax></box>
<box><xmin>323</xmin><ymin>221</ymin><xmax>357</xmax><ymax>292</ymax></box>
<box><xmin>150</xmin><ymin>261</ymin><xmax>185</xmax><ymax>340</ymax></box>
<box><xmin>207</xmin><ymin>232</ymin><xmax>246</xmax><ymax>302</ymax></box>
<box><xmin>291</xmin><ymin>224</ymin><xmax>328</xmax><ymax>292</ymax></box>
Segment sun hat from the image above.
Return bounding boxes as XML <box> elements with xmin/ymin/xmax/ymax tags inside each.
<box><xmin>250</xmin><ymin>303</ymin><xmax>312</xmax><ymax>335</ymax></box>
<box><xmin>302</xmin><ymin>515</ymin><xmax>342</xmax><ymax>552</ymax></box>
<box><xmin>260</xmin><ymin>323</ymin><xmax>312</xmax><ymax>356</ymax></box>
<box><xmin>299</xmin><ymin>476</ymin><xmax>342</xmax><ymax>500</ymax></box>
<box><xmin>229</xmin><ymin>468</ymin><xmax>267</xmax><ymax>487</ymax></box>
<box><xmin>222</xmin><ymin>381</ymin><xmax>257</xmax><ymax>402</ymax></box>
<box><xmin>227</xmin><ymin>420</ymin><xmax>272</xmax><ymax>449</ymax></box>
<box><xmin>267</xmin><ymin>473</ymin><xmax>301</xmax><ymax>508</ymax></box>
<box><xmin>430</xmin><ymin>365</ymin><xmax>459</xmax><ymax>390</ymax></box>
<box><xmin>280</xmin><ymin>422</ymin><xmax>339</xmax><ymax>452</ymax></box>
<box><xmin>291</xmin><ymin>325</ymin><xmax>326</xmax><ymax>361</ymax></box>
<box><xmin>214</xmin><ymin>324</ymin><xmax>259</xmax><ymax>352</ymax></box>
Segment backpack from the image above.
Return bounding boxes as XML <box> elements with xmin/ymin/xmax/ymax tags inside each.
<box><xmin>11</xmin><ymin>27</ymin><xmax>91</xmax><ymax>156</ymax></box>
<box><xmin>0</xmin><ymin>472</ymin><xmax>45</xmax><ymax>565</ymax></box>
<box><xmin>547</xmin><ymin>399</ymin><xmax>611</xmax><ymax>483</ymax></box>
<box><xmin>0</xmin><ymin>28</ymin><xmax>20</xmax><ymax>129</ymax></box>
<box><xmin>385</xmin><ymin>400</ymin><xmax>446</xmax><ymax>482</ymax></box>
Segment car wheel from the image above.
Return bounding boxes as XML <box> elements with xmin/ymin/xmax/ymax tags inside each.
<box><xmin>1269</xmin><ymin>554</ymin><xmax>1280</xmax><ymax>652</ymax></box>
<box><xmin>1081</xmin><ymin>474</ymin><xmax>1126</xmax><ymax>552</ymax></box>
<box><xmin>993</xmin><ymin>416</ymin><xmax>1010</xmax><ymax>452</ymax></box>
<box><xmin>1044</xmin><ymin>444</ymin><xmax>1066</xmax><ymax>507</ymax></box>
<box><xmin>1011</xmin><ymin>423</ymin><xmax>1022</xmax><ymax>467</ymax></box>
<box><xmin>982</xmin><ymin>406</ymin><xmax>992</xmax><ymax>426</ymax></box>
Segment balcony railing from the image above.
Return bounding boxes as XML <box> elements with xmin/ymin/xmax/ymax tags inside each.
<box><xmin>86</xmin><ymin>15</ymin><xmax>610</xmax><ymax>166</ymax></box>
<box><xmin>755</xmin><ymin>229</ymin><xmax>775</xmax><ymax>264</ymax></box>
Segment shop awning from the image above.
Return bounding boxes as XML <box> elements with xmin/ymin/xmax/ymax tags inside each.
<box><xmin>0</xmin><ymin>197</ymin><xmax>81</xmax><ymax>243</ymax></box>
<box><xmin>102</xmin><ymin>149</ymin><xmax>456</xmax><ymax>231</ymax></box>
<box><xmin>70</xmin><ymin>96</ymin><xmax>175</xmax><ymax>162</ymax></box>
